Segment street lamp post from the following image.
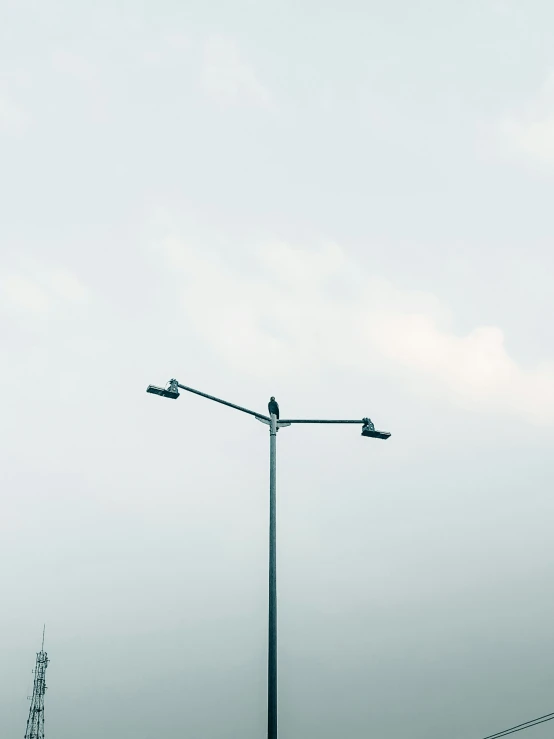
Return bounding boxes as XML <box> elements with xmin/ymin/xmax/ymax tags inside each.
<box><xmin>146</xmin><ymin>378</ymin><xmax>391</xmax><ymax>739</ymax></box>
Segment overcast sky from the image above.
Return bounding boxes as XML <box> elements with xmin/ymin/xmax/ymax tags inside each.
<box><xmin>3</xmin><ymin>1</ymin><xmax>554</xmax><ymax>737</ymax></box>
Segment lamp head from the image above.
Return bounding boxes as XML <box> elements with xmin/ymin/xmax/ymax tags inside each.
<box><xmin>361</xmin><ymin>417</ymin><xmax>390</xmax><ymax>440</ymax></box>
<box><xmin>146</xmin><ymin>379</ymin><xmax>180</xmax><ymax>400</ymax></box>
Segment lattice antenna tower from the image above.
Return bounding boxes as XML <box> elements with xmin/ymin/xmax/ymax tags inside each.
<box><xmin>24</xmin><ymin>627</ymin><xmax>49</xmax><ymax>739</ymax></box>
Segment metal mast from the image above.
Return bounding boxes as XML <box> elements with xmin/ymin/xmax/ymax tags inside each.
<box><xmin>146</xmin><ymin>379</ymin><xmax>391</xmax><ymax>739</ymax></box>
<box><xmin>24</xmin><ymin>628</ymin><xmax>49</xmax><ymax>739</ymax></box>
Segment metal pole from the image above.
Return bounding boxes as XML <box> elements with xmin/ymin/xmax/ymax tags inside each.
<box><xmin>146</xmin><ymin>380</ymin><xmax>390</xmax><ymax>738</ymax></box>
<box><xmin>268</xmin><ymin>413</ymin><xmax>277</xmax><ymax>739</ymax></box>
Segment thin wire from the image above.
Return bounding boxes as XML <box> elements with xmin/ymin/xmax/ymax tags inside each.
<box><xmin>481</xmin><ymin>712</ymin><xmax>554</xmax><ymax>738</ymax></box>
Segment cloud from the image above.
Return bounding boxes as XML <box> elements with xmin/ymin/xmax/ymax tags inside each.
<box><xmin>49</xmin><ymin>49</ymin><xmax>111</xmax><ymax>123</ymax></box>
<box><xmin>51</xmin><ymin>50</ymin><xmax>98</xmax><ymax>83</ymax></box>
<box><xmin>498</xmin><ymin>71</ymin><xmax>554</xmax><ymax>165</ymax></box>
<box><xmin>142</xmin><ymin>32</ymin><xmax>190</xmax><ymax>66</ymax></box>
<box><xmin>157</xmin><ymin>235</ymin><xmax>554</xmax><ymax>425</ymax></box>
<box><xmin>2</xmin><ymin>274</ymin><xmax>51</xmax><ymax>316</ymax></box>
<box><xmin>200</xmin><ymin>34</ymin><xmax>273</xmax><ymax>109</ymax></box>
<box><xmin>1</xmin><ymin>265</ymin><xmax>90</xmax><ymax>318</ymax></box>
<box><xmin>0</xmin><ymin>94</ymin><xmax>29</xmax><ymax>135</ymax></box>
<box><xmin>47</xmin><ymin>268</ymin><xmax>90</xmax><ymax>304</ymax></box>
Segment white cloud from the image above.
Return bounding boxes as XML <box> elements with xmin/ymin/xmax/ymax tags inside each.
<box><xmin>157</xmin><ymin>235</ymin><xmax>554</xmax><ymax>425</ymax></box>
<box><xmin>2</xmin><ymin>274</ymin><xmax>51</xmax><ymax>316</ymax></box>
<box><xmin>1</xmin><ymin>265</ymin><xmax>90</xmax><ymax>318</ymax></box>
<box><xmin>200</xmin><ymin>34</ymin><xmax>273</xmax><ymax>109</ymax></box>
<box><xmin>50</xmin><ymin>49</ymin><xmax>110</xmax><ymax>123</ymax></box>
<box><xmin>498</xmin><ymin>71</ymin><xmax>554</xmax><ymax>165</ymax></box>
<box><xmin>143</xmin><ymin>31</ymin><xmax>190</xmax><ymax>65</ymax></box>
<box><xmin>0</xmin><ymin>94</ymin><xmax>29</xmax><ymax>135</ymax></box>
<box><xmin>48</xmin><ymin>268</ymin><xmax>90</xmax><ymax>304</ymax></box>
<box><xmin>52</xmin><ymin>50</ymin><xmax>98</xmax><ymax>83</ymax></box>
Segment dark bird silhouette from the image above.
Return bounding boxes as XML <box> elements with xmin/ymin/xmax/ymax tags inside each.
<box><xmin>268</xmin><ymin>396</ymin><xmax>280</xmax><ymax>419</ymax></box>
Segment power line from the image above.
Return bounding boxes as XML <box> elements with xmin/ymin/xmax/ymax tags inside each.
<box><xmin>481</xmin><ymin>711</ymin><xmax>554</xmax><ymax>739</ymax></box>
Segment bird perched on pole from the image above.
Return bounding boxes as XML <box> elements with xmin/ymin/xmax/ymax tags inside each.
<box><xmin>268</xmin><ymin>396</ymin><xmax>280</xmax><ymax>419</ymax></box>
